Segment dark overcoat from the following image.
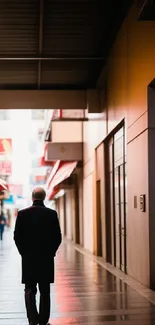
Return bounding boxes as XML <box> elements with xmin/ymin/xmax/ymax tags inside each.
<box><xmin>14</xmin><ymin>200</ymin><xmax>62</xmax><ymax>284</ymax></box>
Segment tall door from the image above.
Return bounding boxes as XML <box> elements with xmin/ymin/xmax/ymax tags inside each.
<box><xmin>73</xmin><ymin>174</ymin><xmax>80</xmax><ymax>244</ymax></box>
<box><xmin>114</xmin><ymin>164</ymin><xmax>127</xmax><ymax>271</ymax></box>
<box><xmin>63</xmin><ymin>193</ymin><xmax>67</xmax><ymax>236</ymax></box>
<box><xmin>96</xmin><ymin>180</ymin><xmax>102</xmax><ymax>256</ymax></box>
<box><xmin>106</xmin><ymin>125</ymin><xmax>127</xmax><ymax>272</ymax></box>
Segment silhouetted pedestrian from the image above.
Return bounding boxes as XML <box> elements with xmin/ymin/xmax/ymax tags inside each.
<box><xmin>14</xmin><ymin>187</ymin><xmax>62</xmax><ymax>325</ymax></box>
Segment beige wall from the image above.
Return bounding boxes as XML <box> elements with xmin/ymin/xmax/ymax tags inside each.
<box><xmin>95</xmin><ymin>143</ymin><xmax>106</xmax><ymax>258</ymax></box>
<box><xmin>58</xmin><ymin>188</ymin><xmax>76</xmax><ymax>242</ymax></box>
<box><xmin>127</xmin><ymin>130</ymin><xmax>149</xmax><ymax>284</ymax></box>
<box><xmin>83</xmin><ymin>119</ymin><xmax>107</xmax><ymax>254</ymax></box>
<box><xmin>59</xmin><ymin>196</ymin><xmax>65</xmax><ymax>237</ymax></box>
<box><xmin>58</xmin><ymin>171</ymin><xmax>84</xmax><ymax>246</ymax></box>
<box><xmin>83</xmin><ymin>173</ymin><xmax>93</xmax><ymax>252</ymax></box>
<box><xmin>76</xmin><ymin>168</ymin><xmax>84</xmax><ymax>246</ymax></box>
<box><xmin>51</xmin><ymin>121</ymin><xmax>83</xmax><ymax>143</ymax></box>
<box><xmin>66</xmin><ymin>189</ymin><xmax>74</xmax><ymax>241</ymax></box>
<box><xmin>83</xmin><ymin>3</ymin><xmax>155</xmax><ymax>286</ymax></box>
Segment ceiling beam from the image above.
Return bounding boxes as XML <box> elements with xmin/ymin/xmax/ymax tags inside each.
<box><xmin>38</xmin><ymin>0</ymin><xmax>44</xmax><ymax>89</ymax></box>
<box><xmin>0</xmin><ymin>89</ymin><xmax>100</xmax><ymax>111</ymax></box>
<box><xmin>0</xmin><ymin>90</ymin><xmax>86</xmax><ymax>110</ymax></box>
<box><xmin>0</xmin><ymin>57</ymin><xmax>104</xmax><ymax>61</ymax></box>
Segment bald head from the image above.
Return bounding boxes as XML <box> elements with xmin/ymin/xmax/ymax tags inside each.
<box><xmin>32</xmin><ymin>187</ymin><xmax>46</xmax><ymax>201</ymax></box>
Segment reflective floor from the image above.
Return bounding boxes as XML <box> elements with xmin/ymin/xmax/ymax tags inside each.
<box><xmin>0</xmin><ymin>228</ymin><xmax>155</xmax><ymax>324</ymax></box>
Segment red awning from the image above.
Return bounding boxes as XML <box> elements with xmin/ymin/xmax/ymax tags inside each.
<box><xmin>38</xmin><ymin>155</ymin><xmax>55</xmax><ymax>167</ymax></box>
<box><xmin>47</xmin><ymin>161</ymin><xmax>77</xmax><ymax>200</ymax></box>
<box><xmin>48</xmin><ymin>186</ymin><xmax>60</xmax><ymax>200</ymax></box>
<box><xmin>0</xmin><ymin>178</ymin><xmax>9</xmax><ymax>191</ymax></box>
<box><xmin>47</xmin><ymin>160</ymin><xmax>61</xmax><ymax>188</ymax></box>
<box><xmin>38</xmin><ymin>143</ymin><xmax>55</xmax><ymax>167</ymax></box>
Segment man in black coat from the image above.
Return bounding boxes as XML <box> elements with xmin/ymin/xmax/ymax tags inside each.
<box><xmin>14</xmin><ymin>187</ymin><xmax>62</xmax><ymax>325</ymax></box>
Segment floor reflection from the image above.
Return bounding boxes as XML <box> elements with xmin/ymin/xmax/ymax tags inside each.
<box><xmin>0</xmin><ymin>231</ymin><xmax>155</xmax><ymax>324</ymax></box>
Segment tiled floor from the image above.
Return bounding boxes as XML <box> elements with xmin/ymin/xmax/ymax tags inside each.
<box><xmin>1</xmin><ymin>228</ymin><xmax>155</xmax><ymax>324</ymax></box>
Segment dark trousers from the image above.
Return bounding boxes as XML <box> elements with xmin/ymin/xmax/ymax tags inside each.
<box><xmin>0</xmin><ymin>224</ymin><xmax>5</xmax><ymax>240</ymax></box>
<box><xmin>0</xmin><ymin>224</ymin><xmax>4</xmax><ymax>240</ymax></box>
<box><xmin>25</xmin><ymin>282</ymin><xmax>50</xmax><ymax>325</ymax></box>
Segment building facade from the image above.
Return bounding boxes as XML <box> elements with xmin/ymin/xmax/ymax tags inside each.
<box><xmin>55</xmin><ymin>3</ymin><xmax>155</xmax><ymax>289</ymax></box>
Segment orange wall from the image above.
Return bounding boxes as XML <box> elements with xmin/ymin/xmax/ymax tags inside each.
<box><xmin>83</xmin><ymin>3</ymin><xmax>155</xmax><ymax>286</ymax></box>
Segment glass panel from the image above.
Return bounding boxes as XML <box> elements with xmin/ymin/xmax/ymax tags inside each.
<box><xmin>107</xmin><ymin>126</ymin><xmax>127</xmax><ymax>272</ymax></box>
<box><xmin>110</xmin><ymin>172</ymin><xmax>113</xmax><ymax>218</ymax></box>
<box><xmin>121</xmin><ymin>203</ymin><xmax>125</xmax><ymax>230</ymax></box>
<box><xmin>109</xmin><ymin>144</ymin><xmax>113</xmax><ymax>172</ymax></box>
<box><xmin>121</xmin><ymin>236</ymin><xmax>125</xmax><ymax>270</ymax></box>
<box><xmin>114</xmin><ymin>168</ymin><xmax>119</xmax><ymax>204</ymax></box>
<box><xmin>124</xmin><ymin>129</ymin><xmax>127</xmax><ymax>162</ymax></box>
<box><xmin>114</xmin><ymin>137</ymin><xmax>123</xmax><ymax>166</ymax></box>
<box><xmin>116</xmin><ymin>233</ymin><xmax>120</xmax><ymax>268</ymax></box>
<box><xmin>112</xmin><ymin>125</ymin><xmax>127</xmax><ymax>273</ymax></box>
<box><xmin>120</xmin><ymin>164</ymin><xmax>124</xmax><ymax>203</ymax></box>
<box><xmin>115</xmin><ymin>157</ymin><xmax>124</xmax><ymax>168</ymax></box>
<box><xmin>115</xmin><ymin>204</ymin><xmax>120</xmax><ymax>233</ymax></box>
<box><xmin>114</xmin><ymin>167</ymin><xmax>120</xmax><ymax>268</ymax></box>
<box><xmin>125</xmin><ymin>163</ymin><xmax>127</xmax><ymax>204</ymax></box>
<box><xmin>114</xmin><ymin>127</ymin><xmax>124</xmax><ymax>141</ymax></box>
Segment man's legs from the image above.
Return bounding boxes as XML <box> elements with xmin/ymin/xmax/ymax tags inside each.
<box><xmin>25</xmin><ymin>282</ymin><xmax>39</xmax><ymax>325</ymax></box>
<box><xmin>0</xmin><ymin>225</ymin><xmax>2</xmax><ymax>240</ymax></box>
<box><xmin>38</xmin><ymin>282</ymin><xmax>50</xmax><ymax>325</ymax></box>
<box><xmin>1</xmin><ymin>225</ymin><xmax>4</xmax><ymax>240</ymax></box>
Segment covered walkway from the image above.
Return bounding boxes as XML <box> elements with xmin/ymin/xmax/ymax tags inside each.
<box><xmin>0</xmin><ymin>229</ymin><xmax>155</xmax><ymax>324</ymax></box>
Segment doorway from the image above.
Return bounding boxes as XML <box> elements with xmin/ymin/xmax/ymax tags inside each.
<box><xmin>74</xmin><ymin>174</ymin><xmax>80</xmax><ymax>244</ymax></box>
<box><xmin>106</xmin><ymin>124</ymin><xmax>127</xmax><ymax>272</ymax></box>
<box><xmin>63</xmin><ymin>193</ymin><xmax>67</xmax><ymax>236</ymax></box>
<box><xmin>96</xmin><ymin>180</ymin><xmax>102</xmax><ymax>256</ymax></box>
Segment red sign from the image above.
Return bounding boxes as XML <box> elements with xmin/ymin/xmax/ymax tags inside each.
<box><xmin>9</xmin><ymin>184</ymin><xmax>23</xmax><ymax>196</ymax></box>
<box><xmin>0</xmin><ymin>161</ymin><xmax>12</xmax><ymax>175</ymax></box>
<box><xmin>52</xmin><ymin>109</ymin><xmax>62</xmax><ymax>120</ymax></box>
<box><xmin>0</xmin><ymin>139</ymin><xmax>12</xmax><ymax>155</ymax></box>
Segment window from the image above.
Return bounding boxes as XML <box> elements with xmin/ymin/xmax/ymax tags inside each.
<box><xmin>0</xmin><ymin>110</ymin><xmax>10</xmax><ymax>120</ymax></box>
<box><xmin>31</xmin><ymin>110</ymin><xmax>45</xmax><ymax>120</ymax></box>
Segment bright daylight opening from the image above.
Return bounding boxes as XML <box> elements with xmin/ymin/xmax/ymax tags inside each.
<box><xmin>0</xmin><ymin>109</ymin><xmax>55</xmax><ymax>226</ymax></box>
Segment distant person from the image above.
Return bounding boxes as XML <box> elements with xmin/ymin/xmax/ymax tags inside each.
<box><xmin>6</xmin><ymin>209</ymin><xmax>11</xmax><ymax>227</ymax></box>
<box><xmin>14</xmin><ymin>187</ymin><xmax>62</xmax><ymax>325</ymax></box>
<box><xmin>0</xmin><ymin>212</ymin><xmax>6</xmax><ymax>240</ymax></box>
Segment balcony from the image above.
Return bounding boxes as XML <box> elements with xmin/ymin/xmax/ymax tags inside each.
<box><xmin>51</xmin><ymin>120</ymin><xmax>83</xmax><ymax>143</ymax></box>
<box><xmin>44</xmin><ymin>109</ymin><xmax>85</xmax><ymax>161</ymax></box>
